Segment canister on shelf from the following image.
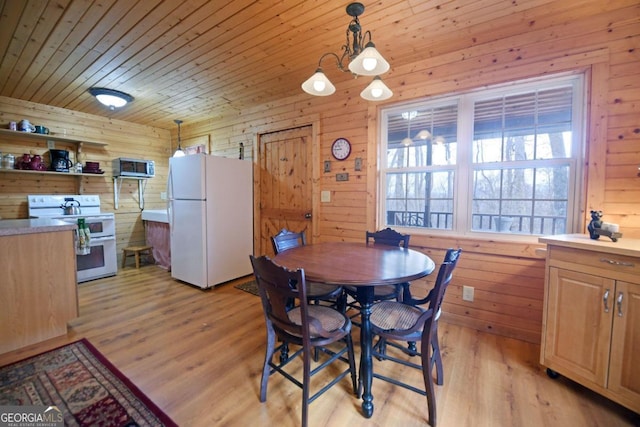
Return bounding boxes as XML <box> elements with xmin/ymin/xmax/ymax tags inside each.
<box><xmin>2</xmin><ymin>154</ymin><xmax>15</xmax><ymax>169</ymax></box>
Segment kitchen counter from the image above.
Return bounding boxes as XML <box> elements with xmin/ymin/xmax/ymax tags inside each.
<box><xmin>141</xmin><ymin>209</ymin><xmax>168</xmax><ymax>223</ymax></box>
<box><xmin>0</xmin><ymin>219</ymin><xmax>78</xmax><ymax>354</ymax></box>
<box><xmin>538</xmin><ymin>233</ymin><xmax>640</xmax><ymax>258</ymax></box>
<box><xmin>0</xmin><ymin>218</ymin><xmax>76</xmax><ymax>236</ymax></box>
<box><xmin>141</xmin><ymin>209</ymin><xmax>171</xmax><ymax>269</ymax></box>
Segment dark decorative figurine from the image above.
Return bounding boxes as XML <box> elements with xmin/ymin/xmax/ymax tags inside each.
<box><xmin>587</xmin><ymin>210</ymin><xmax>603</xmax><ymax>239</ymax></box>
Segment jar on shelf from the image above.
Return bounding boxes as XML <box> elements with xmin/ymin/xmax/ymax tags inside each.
<box><xmin>2</xmin><ymin>154</ymin><xmax>15</xmax><ymax>169</ymax></box>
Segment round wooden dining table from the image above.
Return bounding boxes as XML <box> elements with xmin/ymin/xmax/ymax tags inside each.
<box><xmin>273</xmin><ymin>241</ymin><xmax>435</xmax><ymax>418</ymax></box>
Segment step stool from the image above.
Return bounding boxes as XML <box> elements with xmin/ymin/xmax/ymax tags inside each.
<box><xmin>122</xmin><ymin>245</ymin><xmax>154</xmax><ymax>269</ymax></box>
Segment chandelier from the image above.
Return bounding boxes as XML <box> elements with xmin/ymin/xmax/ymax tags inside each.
<box><xmin>301</xmin><ymin>2</ymin><xmax>392</xmax><ymax>101</ymax></box>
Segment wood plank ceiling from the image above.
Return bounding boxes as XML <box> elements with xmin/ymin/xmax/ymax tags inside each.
<box><xmin>0</xmin><ymin>0</ymin><xmax>552</xmax><ymax>129</ymax></box>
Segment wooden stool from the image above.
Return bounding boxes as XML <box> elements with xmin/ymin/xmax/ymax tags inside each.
<box><xmin>122</xmin><ymin>245</ymin><xmax>154</xmax><ymax>269</ymax></box>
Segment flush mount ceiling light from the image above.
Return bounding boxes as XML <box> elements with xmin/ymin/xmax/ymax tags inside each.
<box><xmin>301</xmin><ymin>2</ymin><xmax>392</xmax><ymax>101</ymax></box>
<box><xmin>173</xmin><ymin>119</ymin><xmax>185</xmax><ymax>158</ymax></box>
<box><xmin>88</xmin><ymin>87</ymin><xmax>134</xmax><ymax>110</ymax></box>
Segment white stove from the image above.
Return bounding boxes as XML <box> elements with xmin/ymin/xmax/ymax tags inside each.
<box><xmin>28</xmin><ymin>195</ymin><xmax>117</xmax><ymax>283</ymax></box>
<box><xmin>28</xmin><ymin>194</ymin><xmax>104</xmax><ymax>217</ymax></box>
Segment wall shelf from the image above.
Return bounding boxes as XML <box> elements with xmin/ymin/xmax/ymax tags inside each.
<box><xmin>0</xmin><ymin>168</ymin><xmax>105</xmax><ymax>177</ymax></box>
<box><xmin>0</xmin><ymin>128</ymin><xmax>108</xmax><ymax>147</ymax></box>
<box><xmin>0</xmin><ymin>129</ymin><xmax>110</xmax><ymax>195</ymax></box>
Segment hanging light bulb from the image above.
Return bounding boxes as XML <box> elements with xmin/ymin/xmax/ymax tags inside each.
<box><xmin>301</xmin><ymin>68</ymin><xmax>336</xmax><ymax>96</ymax></box>
<box><xmin>173</xmin><ymin>119</ymin><xmax>185</xmax><ymax>158</ymax></box>
<box><xmin>360</xmin><ymin>76</ymin><xmax>393</xmax><ymax>101</ymax></box>
<box><xmin>348</xmin><ymin>42</ymin><xmax>390</xmax><ymax>76</ymax></box>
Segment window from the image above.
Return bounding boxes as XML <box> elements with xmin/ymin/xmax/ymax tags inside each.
<box><xmin>380</xmin><ymin>74</ymin><xmax>585</xmax><ymax>237</ymax></box>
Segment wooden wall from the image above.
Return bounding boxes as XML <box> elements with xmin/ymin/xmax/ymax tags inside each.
<box><xmin>176</xmin><ymin>0</ymin><xmax>640</xmax><ymax>344</ymax></box>
<box><xmin>0</xmin><ymin>96</ymin><xmax>171</xmax><ymax>261</ymax></box>
<box><xmin>0</xmin><ymin>1</ymin><xmax>637</xmax><ymax>344</ymax></box>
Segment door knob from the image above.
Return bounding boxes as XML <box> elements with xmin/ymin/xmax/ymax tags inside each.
<box><xmin>304</xmin><ymin>213</ymin><xmax>312</xmax><ymax>219</ymax></box>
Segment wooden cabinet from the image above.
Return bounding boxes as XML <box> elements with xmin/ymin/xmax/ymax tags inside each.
<box><xmin>539</xmin><ymin>234</ymin><xmax>640</xmax><ymax>413</ymax></box>
<box><xmin>0</xmin><ymin>220</ymin><xmax>78</xmax><ymax>354</ymax></box>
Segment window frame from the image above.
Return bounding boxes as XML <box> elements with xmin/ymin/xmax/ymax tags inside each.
<box><xmin>378</xmin><ymin>72</ymin><xmax>586</xmax><ymax>240</ymax></box>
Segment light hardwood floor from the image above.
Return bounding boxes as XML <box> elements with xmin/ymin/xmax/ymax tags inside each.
<box><xmin>1</xmin><ymin>266</ymin><xmax>638</xmax><ymax>427</ymax></box>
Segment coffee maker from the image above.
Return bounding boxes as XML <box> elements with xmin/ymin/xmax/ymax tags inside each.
<box><xmin>50</xmin><ymin>149</ymin><xmax>72</xmax><ymax>172</ymax></box>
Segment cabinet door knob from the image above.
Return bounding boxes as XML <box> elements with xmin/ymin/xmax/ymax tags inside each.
<box><xmin>603</xmin><ymin>289</ymin><xmax>610</xmax><ymax>313</ymax></box>
<box><xmin>616</xmin><ymin>292</ymin><xmax>624</xmax><ymax>317</ymax></box>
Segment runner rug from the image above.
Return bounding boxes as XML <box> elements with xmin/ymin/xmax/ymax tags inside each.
<box><xmin>234</xmin><ymin>279</ymin><xmax>259</xmax><ymax>296</ymax></box>
<box><xmin>0</xmin><ymin>338</ymin><xmax>177</xmax><ymax>427</ymax></box>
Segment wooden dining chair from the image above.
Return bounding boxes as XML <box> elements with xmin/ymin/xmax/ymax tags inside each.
<box><xmin>399</xmin><ymin>248</ymin><xmax>462</xmax><ymax>381</ymax></box>
<box><xmin>341</xmin><ymin>228</ymin><xmax>411</xmax><ymax>315</ymax></box>
<box><xmin>271</xmin><ymin>228</ymin><xmax>343</xmax><ymax>306</ymax></box>
<box><xmin>368</xmin><ymin>249</ymin><xmax>462</xmax><ymax>427</ymax></box>
<box><xmin>249</xmin><ymin>255</ymin><xmax>358</xmax><ymax>427</ymax></box>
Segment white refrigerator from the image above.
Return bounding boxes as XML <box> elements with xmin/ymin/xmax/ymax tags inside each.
<box><xmin>168</xmin><ymin>154</ymin><xmax>253</xmax><ymax>289</ymax></box>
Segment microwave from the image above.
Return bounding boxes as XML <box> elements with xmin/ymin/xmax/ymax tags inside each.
<box><xmin>113</xmin><ymin>158</ymin><xmax>155</xmax><ymax>178</ymax></box>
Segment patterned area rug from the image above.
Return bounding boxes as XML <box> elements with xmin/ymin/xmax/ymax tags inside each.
<box><xmin>234</xmin><ymin>279</ymin><xmax>259</xmax><ymax>296</ymax></box>
<box><xmin>0</xmin><ymin>338</ymin><xmax>177</xmax><ymax>427</ymax></box>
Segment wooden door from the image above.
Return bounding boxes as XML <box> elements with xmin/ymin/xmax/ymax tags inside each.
<box><xmin>608</xmin><ymin>281</ymin><xmax>640</xmax><ymax>412</ymax></box>
<box><xmin>543</xmin><ymin>267</ymin><xmax>613</xmax><ymax>388</ymax></box>
<box><xmin>258</xmin><ymin>126</ymin><xmax>313</xmax><ymax>256</ymax></box>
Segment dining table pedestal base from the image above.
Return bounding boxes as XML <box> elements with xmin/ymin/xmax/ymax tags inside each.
<box><xmin>357</xmin><ymin>286</ymin><xmax>375</xmax><ymax>418</ymax></box>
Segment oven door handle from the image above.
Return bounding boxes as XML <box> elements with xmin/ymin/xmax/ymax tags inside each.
<box><xmin>89</xmin><ymin>236</ymin><xmax>115</xmax><ymax>243</ymax></box>
<box><xmin>83</xmin><ymin>215</ymin><xmax>114</xmax><ymax>221</ymax></box>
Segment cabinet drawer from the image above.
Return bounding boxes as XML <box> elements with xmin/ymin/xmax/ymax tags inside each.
<box><xmin>548</xmin><ymin>246</ymin><xmax>639</xmax><ymax>279</ymax></box>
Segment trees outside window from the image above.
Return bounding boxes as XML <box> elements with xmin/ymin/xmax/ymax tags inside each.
<box><xmin>380</xmin><ymin>74</ymin><xmax>584</xmax><ymax>236</ymax></box>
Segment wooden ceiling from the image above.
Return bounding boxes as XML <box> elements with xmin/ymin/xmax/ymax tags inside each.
<box><xmin>0</xmin><ymin>0</ymin><xmax>540</xmax><ymax>129</ymax></box>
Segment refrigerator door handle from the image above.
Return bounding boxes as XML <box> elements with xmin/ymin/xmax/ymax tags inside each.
<box><xmin>167</xmin><ymin>164</ymin><xmax>174</xmax><ymax>229</ymax></box>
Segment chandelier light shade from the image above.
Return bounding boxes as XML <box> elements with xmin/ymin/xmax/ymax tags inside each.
<box><xmin>301</xmin><ymin>68</ymin><xmax>336</xmax><ymax>96</ymax></box>
<box><xmin>301</xmin><ymin>2</ymin><xmax>391</xmax><ymax>101</ymax></box>
<box><xmin>348</xmin><ymin>41</ymin><xmax>390</xmax><ymax>76</ymax></box>
<box><xmin>173</xmin><ymin>119</ymin><xmax>185</xmax><ymax>158</ymax></box>
<box><xmin>88</xmin><ymin>87</ymin><xmax>133</xmax><ymax>110</ymax></box>
<box><xmin>360</xmin><ymin>76</ymin><xmax>393</xmax><ymax>101</ymax></box>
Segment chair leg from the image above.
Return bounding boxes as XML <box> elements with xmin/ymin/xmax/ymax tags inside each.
<box><xmin>374</xmin><ymin>337</ymin><xmax>388</xmax><ymax>359</ymax></box>
<box><xmin>345</xmin><ymin>334</ymin><xmax>358</xmax><ymax>395</ymax></box>
<box><xmin>431</xmin><ymin>326</ymin><xmax>444</xmax><ymax>386</ymax></box>
<box><xmin>261</xmin><ymin>325</ymin><xmax>276</xmax><ymax>402</ymax></box>
<box><xmin>421</xmin><ymin>336</ymin><xmax>437</xmax><ymax>427</ymax></box>
<box><xmin>301</xmin><ymin>346</ymin><xmax>311</xmax><ymax>427</ymax></box>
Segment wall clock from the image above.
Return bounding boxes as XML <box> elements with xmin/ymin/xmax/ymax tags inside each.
<box><xmin>331</xmin><ymin>138</ymin><xmax>351</xmax><ymax>161</ymax></box>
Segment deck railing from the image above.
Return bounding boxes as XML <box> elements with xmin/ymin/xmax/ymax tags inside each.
<box><xmin>387</xmin><ymin>211</ymin><xmax>566</xmax><ymax>235</ymax></box>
